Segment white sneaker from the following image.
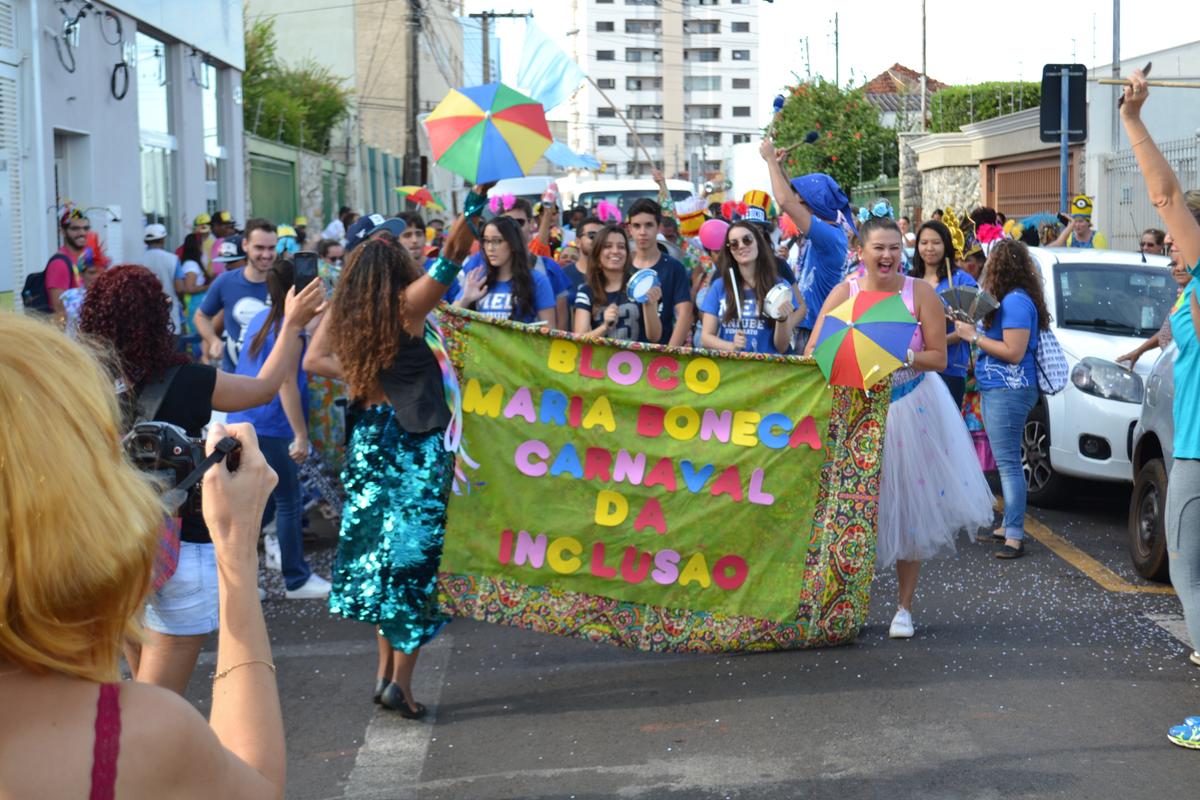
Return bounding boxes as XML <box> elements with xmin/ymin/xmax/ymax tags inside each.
<box><xmin>888</xmin><ymin>607</ymin><xmax>915</xmax><ymax>639</ymax></box>
<box><xmin>263</xmin><ymin>533</ymin><xmax>282</xmax><ymax>572</ymax></box>
<box><xmin>258</xmin><ymin>586</ymin><xmax>267</xmax><ymax>601</ymax></box>
<box><xmin>1190</xmin><ymin>651</ymin><xmax>1200</xmax><ymax>667</ymax></box>
<box><xmin>285</xmin><ymin>574</ymin><xmax>331</xmax><ymax>600</ymax></box>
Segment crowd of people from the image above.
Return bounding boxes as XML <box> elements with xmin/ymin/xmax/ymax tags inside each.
<box><xmin>3</xmin><ymin>68</ymin><xmax>1200</xmax><ymax>798</ymax></box>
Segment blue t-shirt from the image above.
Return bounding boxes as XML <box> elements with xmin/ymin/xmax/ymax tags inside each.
<box><xmin>573</xmin><ymin>283</ymin><xmax>650</xmax><ymax>343</ymax></box>
<box><xmin>1171</xmin><ymin>281</ymin><xmax>1200</xmax><ymax>458</ymax></box>
<box><xmin>646</xmin><ymin>253</ymin><xmax>691</xmax><ymax>345</ymax></box>
<box><xmin>447</xmin><ymin>266</ymin><xmax>555</xmax><ymax>323</ymax></box>
<box><xmin>976</xmin><ymin>289</ymin><xmax>1040</xmax><ymax>391</ymax></box>
<box><xmin>699</xmin><ymin>277</ymin><xmax>797</xmax><ymax>354</ymax></box>
<box><xmin>227</xmin><ymin>308</ymin><xmax>306</xmax><ymax>439</ymax></box>
<box><xmin>797</xmin><ymin>218</ymin><xmax>850</xmax><ymax>330</ymax></box>
<box><xmin>937</xmin><ymin>269</ymin><xmax>978</xmax><ymax>378</ymax></box>
<box><xmin>198</xmin><ymin>268</ymin><xmax>270</xmax><ymax>371</ymax></box>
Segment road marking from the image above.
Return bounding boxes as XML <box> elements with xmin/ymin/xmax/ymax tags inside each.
<box><xmin>342</xmin><ymin>632</ymin><xmax>453</xmax><ymax>800</ymax></box>
<box><xmin>196</xmin><ymin>639</ymin><xmax>377</xmax><ymax>667</ymax></box>
<box><xmin>1145</xmin><ymin>612</ymin><xmax>1194</xmax><ymax>650</ymax></box>
<box><xmin>1022</xmin><ymin>514</ymin><xmax>1175</xmax><ymax>595</ymax></box>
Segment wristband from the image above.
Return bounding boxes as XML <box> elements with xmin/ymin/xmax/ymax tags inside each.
<box><xmin>464</xmin><ymin>192</ymin><xmax>487</xmax><ymax>218</ymax></box>
<box><xmin>429</xmin><ymin>256</ymin><xmax>463</xmax><ymax>285</ymax></box>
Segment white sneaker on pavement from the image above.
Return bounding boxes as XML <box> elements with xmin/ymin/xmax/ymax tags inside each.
<box><xmin>258</xmin><ymin>586</ymin><xmax>267</xmax><ymax>601</ymax></box>
<box><xmin>1190</xmin><ymin>651</ymin><xmax>1200</xmax><ymax>667</ymax></box>
<box><xmin>263</xmin><ymin>532</ymin><xmax>282</xmax><ymax>572</ymax></box>
<box><xmin>889</xmin><ymin>607</ymin><xmax>914</xmax><ymax>639</ymax></box>
<box><xmin>285</xmin><ymin>574</ymin><xmax>331</xmax><ymax>600</ymax></box>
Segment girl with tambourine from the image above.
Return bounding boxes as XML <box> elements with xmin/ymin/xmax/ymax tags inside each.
<box><xmin>572</xmin><ymin>224</ymin><xmax>662</xmax><ymax>344</ymax></box>
<box><xmin>699</xmin><ymin>222</ymin><xmax>805</xmax><ymax>354</ymax></box>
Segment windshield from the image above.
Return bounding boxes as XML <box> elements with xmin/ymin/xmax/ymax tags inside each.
<box><xmin>576</xmin><ymin>189</ymin><xmax>693</xmax><ymax>214</ymax></box>
<box><xmin>1053</xmin><ymin>263</ymin><xmax>1178</xmax><ymax>337</ymax></box>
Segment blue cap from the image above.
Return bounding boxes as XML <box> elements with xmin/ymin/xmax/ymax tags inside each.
<box><xmin>346</xmin><ymin>213</ymin><xmax>407</xmax><ymax>252</ymax></box>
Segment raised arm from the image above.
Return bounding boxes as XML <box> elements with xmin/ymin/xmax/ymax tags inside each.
<box><xmin>761</xmin><ymin>138</ymin><xmax>814</xmax><ymax>235</ymax></box>
<box><xmin>402</xmin><ymin>185</ymin><xmax>492</xmax><ymax>330</ymax></box>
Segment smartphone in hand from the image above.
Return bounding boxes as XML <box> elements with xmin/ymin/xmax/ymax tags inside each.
<box><xmin>293</xmin><ymin>251</ymin><xmax>319</xmax><ymax>292</ymax></box>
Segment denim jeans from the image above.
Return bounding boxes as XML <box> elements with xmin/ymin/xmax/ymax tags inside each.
<box><xmin>260</xmin><ymin>435</ymin><xmax>312</xmax><ymax>591</ymax></box>
<box><xmin>1167</xmin><ymin>459</ymin><xmax>1200</xmax><ymax>654</ymax></box>
<box><xmin>981</xmin><ymin>386</ymin><xmax>1039</xmax><ymax>541</ymax></box>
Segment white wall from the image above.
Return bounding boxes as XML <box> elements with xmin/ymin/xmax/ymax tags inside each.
<box><xmin>108</xmin><ymin>0</ymin><xmax>245</xmax><ymax>70</ymax></box>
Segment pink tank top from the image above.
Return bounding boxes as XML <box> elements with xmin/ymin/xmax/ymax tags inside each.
<box><xmin>89</xmin><ymin>683</ymin><xmax>121</xmax><ymax>800</ymax></box>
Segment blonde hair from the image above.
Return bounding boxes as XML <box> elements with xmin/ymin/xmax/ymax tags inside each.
<box><xmin>0</xmin><ymin>314</ymin><xmax>162</xmax><ymax>682</ymax></box>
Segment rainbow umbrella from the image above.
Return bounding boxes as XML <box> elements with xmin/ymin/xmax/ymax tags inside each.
<box><xmin>423</xmin><ymin>83</ymin><xmax>552</xmax><ymax>183</ymax></box>
<box><xmin>394</xmin><ymin>186</ymin><xmax>446</xmax><ymax>212</ymax></box>
<box><xmin>812</xmin><ymin>290</ymin><xmax>918</xmax><ymax>391</ymax></box>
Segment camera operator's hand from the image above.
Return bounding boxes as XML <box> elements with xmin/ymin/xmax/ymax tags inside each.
<box><xmin>202</xmin><ymin>422</ymin><xmax>277</xmax><ymax>567</ymax></box>
<box><xmin>282</xmin><ymin>279</ymin><xmax>328</xmax><ymax>333</ymax></box>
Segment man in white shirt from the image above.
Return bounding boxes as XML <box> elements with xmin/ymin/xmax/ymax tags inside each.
<box><xmin>141</xmin><ymin>223</ymin><xmax>183</xmax><ymax>332</ymax></box>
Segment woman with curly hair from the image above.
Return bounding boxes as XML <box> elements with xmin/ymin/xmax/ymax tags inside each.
<box><xmin>954</xmin><ymin>240</ymin><xmax>1051</xmax><ymax>559</ymax></box>
<box><xmin>79</xmin><ymin>264</ymin><xmax>326</xmax><ymax>694</ymax></box>
<box><xmin>304</xmin><ymin>198</ymin><xmax>480</xmax><ymax>718</ymax></box>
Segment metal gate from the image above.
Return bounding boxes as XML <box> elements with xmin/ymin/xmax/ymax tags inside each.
<box><xmin>1103</xmin><ymin>135</ymin><xmax>1200</xmax><ymax>252</ymax></box>
<box><xmin>249</xmin><ymin>154</ymin><xmax>297</xmax><ymax>226</ymax></box>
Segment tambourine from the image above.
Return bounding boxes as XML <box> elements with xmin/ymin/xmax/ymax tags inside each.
<box><xmin>764</xmin><ymin>282</ymin><xmax>794</xmax><ymax>321</ymax></box>
<box><xmin>627</xmin><ymin>268</ymin><xmax>661</xmax><ymax>304</ymax></box>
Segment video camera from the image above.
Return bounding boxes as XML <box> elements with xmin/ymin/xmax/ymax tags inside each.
<box><xmin>123</xmin><ymin>422</ymin><xmax>241</xmax><ymax>516</ymax></box>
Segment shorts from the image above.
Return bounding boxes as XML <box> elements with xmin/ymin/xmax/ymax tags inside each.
<box><xmin>143</xmin><ymin>541</ymin><xmax>220</xmax><ymax>636</ymax></box>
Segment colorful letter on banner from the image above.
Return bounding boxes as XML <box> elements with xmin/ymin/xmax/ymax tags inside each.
<box><xmin>436</xmin><ymin>308</ymin><xmax>888</xmax><ymax>653</ymax></box>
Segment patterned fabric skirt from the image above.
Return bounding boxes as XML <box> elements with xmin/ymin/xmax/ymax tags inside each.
<box><xmin>328</xmin><ymin>405</ymin><xmax>453</xmax><ymax>653</ymax></box>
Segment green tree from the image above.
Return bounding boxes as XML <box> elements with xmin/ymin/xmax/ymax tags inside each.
<box><xmin>929</xmin><ymin>82</ymin><xmax>1041</xmax><ymax>132</ymax></box>
<box><xmin>771</xmin><ymin>77</ymin><xmax>896</xmax><ymax>199</ymax></box>
<box><xmin>243</xmin><ymin>14</ymin><xmax>351</xmax><ymax>152</ymax></box>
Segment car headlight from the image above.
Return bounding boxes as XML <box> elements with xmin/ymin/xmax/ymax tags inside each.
<box><xmin>1070</xmin><ymin>356</ymin><xmax>1144</xmax><ymax>403</ymax></box>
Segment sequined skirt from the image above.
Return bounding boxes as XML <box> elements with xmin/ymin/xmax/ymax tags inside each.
<box><xmin>328</xmin><ymin>404</ymin><xmax>453</xmax><ymax>653</ymax></box>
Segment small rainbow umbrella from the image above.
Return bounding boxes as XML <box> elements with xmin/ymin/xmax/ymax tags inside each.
<box><xmin>394</xmin><ymin>186</ymin><xmax>446</xmax><ymax>212</ymax></box>
<box><xmin>423</xmin><ymin>83</ymin><xmax>553</xmax><ymax>184</ymax></box>
<box><xmin>812</xmin><ymin>290</ymin><xmax>918</xmax><ymax>391</ymax></box>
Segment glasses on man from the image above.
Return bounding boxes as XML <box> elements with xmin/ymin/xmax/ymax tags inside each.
<box><xmin>727</xmin><ymin>235</ymin><xmax>755</xmax><ymax>250</ymax></box>
<box><xmin>583</xmin><ymin>231</ymin><xmax>599</xmax><ymax>240</ymax></box>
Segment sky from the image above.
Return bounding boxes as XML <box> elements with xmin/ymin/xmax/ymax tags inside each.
<box><xmin>461</xmin><ymin>0</ymin><xmax>1200</xmax><ymax>126</ymax></box>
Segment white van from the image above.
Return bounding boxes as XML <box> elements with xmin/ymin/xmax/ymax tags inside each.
<box><xmin>488</xmin><ymin>176</ymin><xmax>555</xmax><ymax>206</ymax></box>
<box><xmin>574</xmin><ymin>179</ymin><xmax>696</xmax><ymax>215</ymax></box>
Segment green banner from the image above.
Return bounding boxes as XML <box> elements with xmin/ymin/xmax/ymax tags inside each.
<box><xmin>437</xmin><ymin>309</ymin><xmax>887</xmax><ymax>653</ymax></box>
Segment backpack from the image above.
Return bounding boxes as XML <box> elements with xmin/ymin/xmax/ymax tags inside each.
<box><xmin>20</xmin><ymin>254</ymin><xmax>72</xmax><ymax>314</ymax></box>
<box><xmin>1034</xmin><ymin>327</ymin><xmax>1070</xmax><ymax>395</ymax></box>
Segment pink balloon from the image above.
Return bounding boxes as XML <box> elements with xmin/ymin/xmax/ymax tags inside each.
<box><xmin>699</xmin><ymin>219</ymin><xmax>730</xmax><ymax>252</ymax></box>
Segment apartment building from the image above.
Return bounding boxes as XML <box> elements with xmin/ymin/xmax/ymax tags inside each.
<box><xmin>567</xmin><ymin>0</ymin><xmax>760</xmax><ymax>181</ymax></box>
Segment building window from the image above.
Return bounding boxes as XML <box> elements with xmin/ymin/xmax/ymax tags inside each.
<box><xmin>683</xmin><ymin>20</ymin><xmax>720</xmax><ymax>34</ymax></box>
<box><xmin>201</xmin><ymin>63</ymin><xmax>225</xmax><ymax>215</ymax></box>
<box><xmin>732</xmin><ymin>133</ymin><xmax>752</xmax><ymax>144</ymax></box>
<box><xmin>688</xmin><ymin>0</ymin><xmax>720</xmax><ymax>5</ymax></box>
<box><xmin>684</xmin><ymin>48</ymin><xmax>720</xmax><ymax>62</ymax></box>
<box><xmin>597</xmin><ymin>78</ymin><xmax>616</xmax><ymax>89</ymax></box>
<box><xmin>626</xmin><ymin>160</ymin><xmax>655</xmax><ymax>176</ymax></box>
<box><xmin>598</xmin><ymin>107</ymin><xmax>616</xmax><ymax>118</ymax></box>
<box><xmin>732</xmin><ymin>21</ymin><xmax>750</xmax><ymax>32</ymax></box>
<box><xmin>732</xmin><ymin>106</ymin><xmax>751</xmax><ymax>117</ymax></box>
<box><xmin>627</xmin><ymin>104</ymin><xmax>663</xmax><ymax>120</ymax></box>
<box><xmin>627</xmin><ymin>133</ymin><xmax>663</xmax><ymax>146</ymax></box>
<box><xmin>598</xmin><ymin>135</ymin><xmax>617</xmax><ymax>146</ymax></box>
<box><xmin>685</xmin><ymin>104</ymin><xmax>721</xmax><ymax>120</ymax></box>
<box><xmin>685</xmin><ymin>131</ymin><xmax>722</xmax><ymax>146</ymax></box>
<box><xmin>596</xmin><ymin>0</ymin><xmax>613</xmax><ymax>4</ymax></box>
<box><xmin>684</xmin><ymin>75</ymin><xmax>720</xmax><ymax>91</ymax></box>
<box><xmin>732</xmin><ymin>78</ymin><xmax>750</xmax><ymax>89</ymax></box>
<box><xmin>627</xmin><ymin>76</ymin><xmax>663</xmax><ymax>90</ymax></box>
<box><xmin>137</xmin><ymin>31</ymin><xmax>176</xmax><ymax>239</ymax></box>
<box><xmin>731</xmin><ymin>50</ymin><xmax>750</xmax><ymax>60</ymax></box>
<box><xmin>626</xmin><ymin>19</ymin><xmax>661</xmax><ymax>33</ymax></box>
<box><xmin>626</xmin><ymin>48</ymin><xmax>662</xmax><ymax>62</ymax></box>
<box><xmin>625</xmin><ymin>0</ymin><xmax>661</xmax><ymax>5</ymax></box>
<box><xmin>596</xmin><ymin>21</ymin><xmax>614</xmax><ymax>31</ymax></box>
<box><xmin>597</xmin><ymin>50</ymin><xmax>615</xmax><ymax>61</ymax></box>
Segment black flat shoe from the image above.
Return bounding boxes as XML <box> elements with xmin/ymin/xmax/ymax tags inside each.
<box><xmin>379</xmin><ymin>682</ymin><xmax>428</xmax><ymax>719</ymax></box>
<box><xmin>373</xmin><ymin>677</ymin><xmax>391</xmax><ymax>705</ymax></box>
<box><xmin>996</xmin><ymin>543</ymin><xmax>1025</xmax><ymax>559</ymax></box>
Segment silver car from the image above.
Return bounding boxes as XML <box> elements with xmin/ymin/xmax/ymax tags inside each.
<box><xmin>1129</xmin><ymin>344</ymin><xmax>1177</xmax><ymax>581</ymax></box>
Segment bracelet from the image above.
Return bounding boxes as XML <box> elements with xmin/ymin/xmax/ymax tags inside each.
<box><xmin>429</xmin><ymin>255</ymin><xmax>463</xmax><ymax>285</ymax></box>
<box><xmin>463</xmin><ymin>192</ymin><xmax>487</xmax><ymax>218</ymax></box>
<box><xmin>1130</xmin><ymin>135</ymin><xmax>1152</xmax><ymax>149</ymax></box>
<box><xmin>213</xmin><ymin>659</ymin><xmax>276</xmax><ymax>681</ymax></box>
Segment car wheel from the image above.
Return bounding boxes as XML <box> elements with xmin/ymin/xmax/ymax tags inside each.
<box><xmin>1129</xmin><ymin>458</ymin><xmax>1171</xmax><ymax>583</ymax></box>
<box><xmin>1022</xmin><ymin>404</ymin><xmax>1068</xmax><ymax>507</ymax></box>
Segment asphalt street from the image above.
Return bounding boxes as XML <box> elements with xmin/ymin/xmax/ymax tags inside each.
<box><xmin>183</xmin><ymin>480</ymin><xmax>1200</xmax><ymax>800</ymax></box>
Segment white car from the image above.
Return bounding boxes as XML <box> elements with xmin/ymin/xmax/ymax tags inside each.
<box><xmin>1021</xmin><ymin>247</ymin><xmax>1176</xmax><ymax>506</ymax></box>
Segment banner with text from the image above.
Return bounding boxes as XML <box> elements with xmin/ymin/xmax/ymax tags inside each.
<box><xmin>437</xmin><ymin>309</ymin><xmax>888</xmax><ymax>653</ymax></box>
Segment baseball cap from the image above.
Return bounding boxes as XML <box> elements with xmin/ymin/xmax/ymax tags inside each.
<box><xmin>143</xmin><ymin>223</ymin><xmax>168</xmax><ymax>242</ymax></box>
<box><xmin>294</xmin><ymin>215</ymin><xmax>308</xmax><ymax>227</ymax></box>
<box><xmin>194</xmin><ymin>213</ymin><xmax>212</xmax><ymax>226</ymax></box>
<box><xmin>213</xmin><ymin>235</ymin><xmax>247</xmax><ymax>263</ymax></box>
<box><xmin>213</xmin><ymin>210</ymin><xmax>235</xmax><ymax>225</ymax></box>
<box><xmin>345</xmin><ymin>213</ymin><xmax>407</xmax><ymax>252</ymax></box>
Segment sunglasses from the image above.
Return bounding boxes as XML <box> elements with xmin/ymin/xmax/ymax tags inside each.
<box><xmin>727</xmin><ymin>234</ymin><xmax>755</xmax><ymax>250</ymax></box>
<box><xmin>583</xmin><ymin>231</ymin><xmax>599</xmax><ymax>240</ymax></box>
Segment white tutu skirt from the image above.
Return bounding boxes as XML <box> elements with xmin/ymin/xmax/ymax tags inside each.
<box><xmin>877</xmin><ymin>371</ymin><xmax>994</xmax><ymax>570</ymax></box>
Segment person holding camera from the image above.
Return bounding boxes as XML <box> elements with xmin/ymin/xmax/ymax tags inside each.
<box><xmin>0</xmin><ymin>313</ymin><xmax>288</xmax><ymax>798</ymax></box>
<box><xmin>228</xmin><ymin>256</ymin><xmax>330</xmax><ymax>600</ymax></box>
<box><xmin>79</xmin><ymin>264</ymin><xmax>326</xmax><ymax>695</ymax></box>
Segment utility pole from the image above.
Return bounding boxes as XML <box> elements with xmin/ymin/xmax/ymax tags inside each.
<box><xmin>1111</xmin><ymin>0</ymin><xmax>1121</xmax><ymax>148</ymax></box>
<box><xmin>919</xmin><ymin>0</ymin><xmax>927</xmax><ymax>131</ymax></box>
<box><xmin>469</xmin><ymin>10</ymin><xmax>530</xmax><ymax>83</ymax></box>
<box><xmin>405</xmin><ymin>0</ymin><xmax>422</xmax><ymax>185</ymax></box>
<box><xmin>833</xmin><ymin>13</ymin><xmax>840</xmax><ymax>88</ymax></box>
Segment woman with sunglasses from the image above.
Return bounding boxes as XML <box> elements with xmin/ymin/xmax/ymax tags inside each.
<box><xmin>572</xmin><ymin>224</ymin><xmax>662</xmax><ymax>343</ymax></box>
<box><xmin>449</xmin><ymin>216</ymin><xmax>555</xmax><ymax>325</ymax></box>
<box><xmin>700</xmin><ymin>223</ymin><xmax>805</xmax><ymax>354</ymax></box>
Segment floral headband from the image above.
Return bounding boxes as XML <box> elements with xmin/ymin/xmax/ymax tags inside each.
<box><xmin>857</xmin><ymin>200</ymin><xmax>894</xmax><ymax>224</ymax></box>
